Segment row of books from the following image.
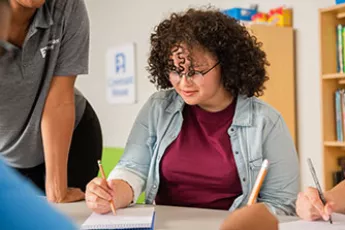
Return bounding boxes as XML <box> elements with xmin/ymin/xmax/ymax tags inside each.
<box><xmin>335</xmin><ymin>89</ymin><xmax>345</xmax><ymax>141</ymax></box>
<box><xmin>336</xmin><ymin>24</ymin><xmax>345</xmax><ymax>73</ymax></box>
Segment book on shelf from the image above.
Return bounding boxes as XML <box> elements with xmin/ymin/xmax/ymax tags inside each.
<box><xmin>335</xmin><ymin>89</ymin><xmax>345</xmax><ymax>141</ymax></box>
<box><xmin>337</xmin><ymin>24</ymin><xmax>345</xmax><ymax>73</ymax></box>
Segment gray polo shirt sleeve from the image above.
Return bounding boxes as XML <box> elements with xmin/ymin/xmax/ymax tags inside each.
<box><xmin>53</xmin><ymin>0</ymin><xmax>90</xmax><ymax>77</ymax></box>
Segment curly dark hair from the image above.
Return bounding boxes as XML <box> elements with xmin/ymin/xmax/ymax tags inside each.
<box><xmin>147</xmin><ymin>7</ymin><xmax>270</xmax><ymax>97</ymax></box>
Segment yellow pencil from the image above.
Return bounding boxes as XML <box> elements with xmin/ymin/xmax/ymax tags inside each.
<box><xmin>98</xmin><ymin>160</ymin><xmax>116</xmax><ymax>215</ymax></box>
<box><xmin>247</xmin><ymin>159</ymin><xmax>269</xmax><ymax>206</ymax></box>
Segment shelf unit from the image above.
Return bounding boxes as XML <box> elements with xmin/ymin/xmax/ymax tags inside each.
<box><xmin>320</xmin><ymin>3</ymin><xmax>345</xmax><ymax>190</ymax></box>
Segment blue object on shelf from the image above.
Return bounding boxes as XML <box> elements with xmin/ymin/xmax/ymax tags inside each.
<box><xmin>222</xmin><ymin>8</ymin><xmax>257</xmax><ymax>21</ymax></box>
<box><xmin>336</xmin><ymin>0</ymin><xmax>345</xmax><ymax>4</ymax></box>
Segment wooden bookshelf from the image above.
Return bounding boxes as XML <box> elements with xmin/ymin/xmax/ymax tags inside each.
<box><xmin>248</xmin><ymin>25</ymin><xmax>297</xmax><ymax>146</ymax></box>
<box><xmin>324</xmin><ymin>141</ymin><xmax>345</xmax><ymax>147</ymax></box>
<box><xmin>322</xmin><ymin>73</ymin><xmax>345</xmax><ymax>79</ymax></box>
<box><xmin>320</xmin><ymin>5</ymin><xmax>345</xmax><ymax>190</ymax></box>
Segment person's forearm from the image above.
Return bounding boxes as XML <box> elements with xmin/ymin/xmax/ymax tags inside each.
<box><xmin>41</xmin><ymin>102</ymin><xmax>75</xmax><ymax>201</ymax></box>
<box><xmin>113</xmin><ymin>180</ymin><xmax>134</xmax><ymax>209</ymax></box>
<box><xmin>325</xmin><ymin>181</ymin><xmax>345</xmax><ymax>214</ymax></box>
<box><xmin>108</xmin><ymin>168</ymin><xmax>145</xmax><ymax>206</ymax></box>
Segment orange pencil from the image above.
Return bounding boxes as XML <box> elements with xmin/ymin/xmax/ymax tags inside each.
<box><xmin>98</xmin><ymin>160</ymin><xmax>116</xmax><ymax>215</ymax></box>
<box><xmin>247</xmin><ymin>159</ymin><xmax>269</xmax><ymax>206</ymax></box>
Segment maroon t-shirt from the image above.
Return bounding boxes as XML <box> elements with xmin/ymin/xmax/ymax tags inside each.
<box><xmin>155</xmin><ymin>100</ymin><xmax>242</xmax><ymax>210</ymax></box>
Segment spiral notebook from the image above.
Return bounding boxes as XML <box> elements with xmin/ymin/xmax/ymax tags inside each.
<box><xmin>279</xmin><ymin>213</ymin><xmax>345</xmax><ymax>230</ymax></box>
<box><xmin>80</xmin><ymin>207</ymin><xmax>155</xmax><ymax>230</ymax></box>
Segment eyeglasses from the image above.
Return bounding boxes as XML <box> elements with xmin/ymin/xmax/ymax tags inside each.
<box><xmin>169</xmin><ymin>61</ymin><xmax>220</xmax><ymax>85</ymax></box>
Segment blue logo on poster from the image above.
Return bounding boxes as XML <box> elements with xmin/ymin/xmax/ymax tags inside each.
<box><xmin>115</xmin><ymin>52</ymin><xmax>126</xmax><ymax>73</ymax></box>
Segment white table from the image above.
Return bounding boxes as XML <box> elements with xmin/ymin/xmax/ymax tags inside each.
<box><xmin>55</xmin><ymin>201</ymin><xmax>298</xmax><ymax>230</ymax></box>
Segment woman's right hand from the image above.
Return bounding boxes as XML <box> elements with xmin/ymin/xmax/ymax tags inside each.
<box><xmin>85</xmin><ymin>178</ymin><xmax>114</xmax><ymax>214</ymax></box>
<box><xmin>85</xmin><ymin>178</ymin><xmax>134</xmax><ymax>214</ymax></box>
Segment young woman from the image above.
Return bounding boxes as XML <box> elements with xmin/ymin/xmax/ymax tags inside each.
<box><xmin>85</xmin><ymin>8</ymin><xmax>299</xmax><ymax>215</ymax></box>
<box><xmin>1</xmin><ymin>0</ymin><xmax>102</xmax><ymax>203</ymax></box>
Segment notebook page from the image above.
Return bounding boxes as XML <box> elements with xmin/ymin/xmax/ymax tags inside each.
<box><xmin>81</xmin><ymin>207</ymin><xmax>154</xmax><ymax>229</ymax></box>
<box><xmin>279</xmin><ymin>213</ymin><xmax>345</xmax><ymax>230</ymax></box>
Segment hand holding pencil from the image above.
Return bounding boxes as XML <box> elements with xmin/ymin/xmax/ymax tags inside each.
<box><xmin>295</xmin><ymin>158</ymin><xmax>334</xmax><ymax>223</ymax></box>
<box><xmin>85</xmin><ymin>160</ymin><xmax>135</xmax><ymax>215</ymax></box>
<box><xmin>84</xmin><ymin>160</ymin><xmax>116</xmax><ymax>215</ymax></box>
<box><xmin>98</xmin><ymin>160</ymin><xmax>117</xmax><ymax>215</ymax></box>
<box><xmin>296</xmin><ymin>187</ymin><xmax>335</xmax><ymax>222</ymax></box>
<box><xmin>306</xmin><ymin>158</ymin><xmax>332</xmax><ymax>224</ymax></box>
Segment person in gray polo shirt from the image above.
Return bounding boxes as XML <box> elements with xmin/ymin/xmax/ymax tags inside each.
<box><xmin>1</xmin><ymin>0</ymin><xmax>103</xmax><ymax>203</ymax></box>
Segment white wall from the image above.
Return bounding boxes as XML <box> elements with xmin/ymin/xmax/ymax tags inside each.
<box><xmin>78</xmin><ymin>0</ymin><xmax>334</xmax><ymax>189</ymax></box>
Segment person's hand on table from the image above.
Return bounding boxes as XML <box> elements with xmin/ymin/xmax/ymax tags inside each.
<box><xmin>85</xmin><ymin>178</ymin><xmax>134</xmax><ymax>214</ymax></box>
<box><xmin>220</xmin><ymin>203</ymin><xmax>278</xmax><ymax>230</ymax></box>
<box><xmin>296</xmin><ymin>187</ymin><xmax>334</xmax><ymax>221</ymax></box>
<box><xmin>60</xmin><ymin>188</ymin><xmax>85</xmax><ymax>203</ymax></box>
<box><xmin>46</xmin><ymin>185</ymin><xmax>85</xmax><ymax>203</ymax></box>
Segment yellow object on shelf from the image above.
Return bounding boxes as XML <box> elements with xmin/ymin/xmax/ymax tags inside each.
<box><xmin>268</xmin><ymin>7</ymin><xmax>292</xmax><ymax>27</ymax></box>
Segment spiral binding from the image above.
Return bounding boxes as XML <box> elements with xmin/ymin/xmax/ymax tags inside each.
<box><xmin>81</xmin><ymin>222</ymin><xmax>151</xmax><ymax>230</ymax></box>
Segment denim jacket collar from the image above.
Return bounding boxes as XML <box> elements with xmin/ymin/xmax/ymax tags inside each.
<box><xmin>232</xmin><ymin>95</ymin><xmax>253</xmax><ymax>127</ymax></box>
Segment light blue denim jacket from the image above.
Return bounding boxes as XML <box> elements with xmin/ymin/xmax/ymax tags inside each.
<box><xmin>109</xmin><ymin>89</ymin><xmax>299</xmax><ymax>215</ymax></box>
